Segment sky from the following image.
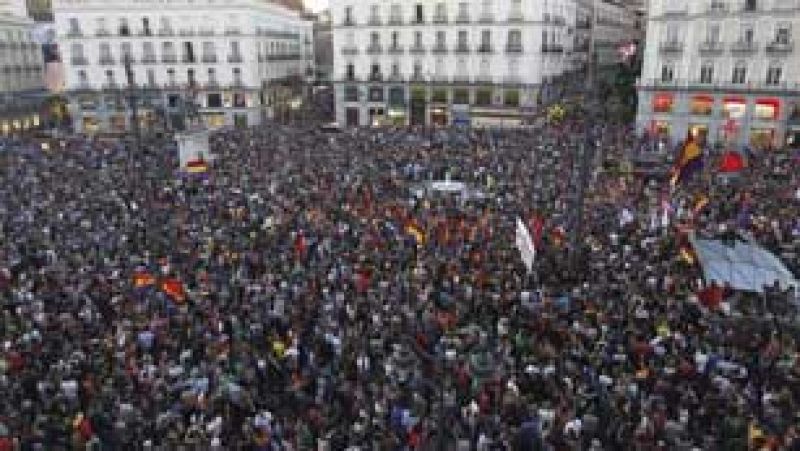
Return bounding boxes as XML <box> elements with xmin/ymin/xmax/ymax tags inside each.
<box><xmin>304</xmin><ymin>0</ymin><xmax>328</xmax><ymax>13</ymax></box>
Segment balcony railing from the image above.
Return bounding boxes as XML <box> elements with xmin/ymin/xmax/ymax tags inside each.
<box><xmin>432</xmin><ymin>45</ymin><xmax>448</xmax><ymax>54</ymax></box>
<box><xmin>575</xmin><ymin>20</ymin><xmax>592</xmax><ymax>30</ymax></box>
<box><xmin>387</xmin><ymin>45</ymin><xmax>405</xmax><ymax>55</ymax></box>
<box><xmin>224</xmin><ymin>28</ymin><xmax>242</xmax><ymax>36</ymax></box>
<box><xmin>730</xmin><ymin>40</ymin><xmax>757</xmax><ymax>53</ymax></box>
<box><xmin>182</xmin><ymin>55</ymin><xmax>197</xmax><ymax>63</ymax></box>
<box><xmin>542</xmin><ymin>44</ymin><xmax>564</xmax><ymax>53</ymax></box>
<box><xmin>454</xmin><ymin>45</ymin><xmax>471</xmax><ymax>54</ymax></box>
<box><xmin>198</xmin><ymin>28</ymin><xmax>215</xmax><ymax>36</ymax></box>
<box><xmin>409</xmin><ymin>45</ymin><xmax>426</xmax><ymax>54</ymax></box>
<box><xmin>162</xmin><ymin>55</ymin><xmax>178</xmax><ymax>63</ymax></box>
<box><xmin>366</xmin><ymin>45</ymin><xmax>383</xmax><ymax>55</ymax></box>
<box><xmin>478</xmin><ymin>14</ymin><xmax>495</xmax><ymax>23</ymax></box>
<box><xmin>659</xmin><ymin>41</ymin><xmax>684</xmax><ymax>53</ymax></box>
<box><xmin>343</xmin><ymin>73</ymin><xmax>359</xmax><ymax>82</ymax></box>
<box><xmin>505</xmin><ymin>44</ymin><xmax>523</xmax><ymax>54</ymax></box>
<box><xmin>410</xmin><ymin>73</ymin><xmax>425</xmax><ymax>82</ymax></box>
<box><xmin>637</xmin><ymin>77</ymin><xmax>800</xmax><ymax>93</ymax></box>
<box><xmin>66</xmin><ymin>29</ymin><xmax>83</xmax><ymax>37</ymax></box>
<box><xmin>158</xmin><ymin>27</ymin><xmax>174</xmax><ymax>36</ymax></box>
<box><xmin>477</xmin><ymin>45</ymin><xmax>494</xmax><ymax>54</ymax></box>
<box><xmin>267</xmin><ymin>54</ymin><xmax>302</xmax><ymax>61</ymax></box>
<box><xmin>141</xmin><ymin>55</ymin><xmax>158</xmax><ymax>64</ymax></box>
<box><xmin>138</xmin><ymin>28</ymin><xmax>153</xmax><ymax>37</ymax></box>
<box><xmin>71</xmin><ymin>57</ymin><xmax>88</xmax><ymax>65</ymax></box>
<box><xmin>202</xmin><ymin>55</ymin><xmax>218</xmax><ymax>63</ymax></box>
<box><xmin>453</xmin><ymin>74</ymin><xmax>471</xmax><ymax>83</ymax></box>
<box><xmin>433</xmin><ymin>15</ymin><xmax>448</xmax><ymax>24</ymax></box>
<box><xmin>455</xmin><ymin>14</ymin><xmax>470</xmax><ymax>24</ymax></box>
<box><xmin>178</xmin><ymin>29</ymin><xmax>195</xmax><ymax>37</ymax></box>
<box><xmin>698</xmin><ymin>41</ymin><xmax>724</xmax><ymax>54</ymax></box>
<box><xmin>553</xmin><ymin>16</ymin><xmax>565</xmax><ymax>25</ymax></box>
<box><xmin>766</xmin><ymin>41</ymin><xmax>794</xmax><ymax>53</ymax></box>
<box><xmin>388</xmin><ymin>16</ymin><xmax>403</xmax><ymax>25</ymax></box>
<box><xmin>662</xmin><ymin>7</ymin><xmax>688</xmax><ymax>17</ymax></box>
<box><xmin>102</xmin><ymin>82</ymin><xmax>119</xmax><ymax>90</ymax></box>
<box><xmin>508</xmin><ymin>12</ymin><xmax>524</xmax><ymax>23</ymax></box>
<box><xmin>228</xmin><ymin>54</ymin><xmax>243</xmax><ymax>63</ymax></box>
<box><xmin>367</xmin><ymin>16</ymin><xmax>382</xmax><ymax>26</ymax></box>
<box><xmin>475</xmin><ymin>74</ymin><xmax>493</xmax><ymax>84</ymax></box>
<box><xmin>504</xmin><ymin>75</ymin><xmax>522</xmax><ymax>84</ymax></box>
<box><xmin>341</xmin><ymin>46</ymin><xmax>359</xmax><ymax>56</ymax></box>
<box><xmin>342</xmin><ymin>18</ymin><xmax>356</xmax><ymax>26</ymax></box>
<box><xmin>368</xmin><ymin>73</ymin><xmax>384</xmax><ymax>82</ymax></box>
<box><xmin>99</xmin><ymin>56</ymin><xmax>115</xmax><ymax>65</ymax></box>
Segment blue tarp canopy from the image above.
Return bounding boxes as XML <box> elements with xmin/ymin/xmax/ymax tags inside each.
<box><xmin>690</xmin><ymin>235</ymin><xmax>798</xmax><ymax>293</ymax></box>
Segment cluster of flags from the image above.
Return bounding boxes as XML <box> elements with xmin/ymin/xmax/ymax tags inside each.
<box><xmin>132</xmin><ymin>270</ymin><xmax>187</xmax><ymax>303</ymax></box>
<box><xmin>185</xmin><ymin>159</ymin><xmax>209</xmax><ymax>174</ymax></box>
<box><xmin>669</xmin><ymin>134</ymin><xmax>748</xmax><ymax>188</ymax></box>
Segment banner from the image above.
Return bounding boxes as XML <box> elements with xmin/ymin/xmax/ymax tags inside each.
<box><xmin>515</xmin><ymin>217</ymin><xmax>536</xmax><ymax>273</ymax></box>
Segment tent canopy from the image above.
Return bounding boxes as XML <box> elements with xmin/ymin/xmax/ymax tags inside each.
<box><xmin>690</xmin><ymin>235</ymin><xmax>798</xmax><ymax>293</ymax></box>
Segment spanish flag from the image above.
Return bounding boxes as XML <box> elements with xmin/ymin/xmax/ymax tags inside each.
<box><xmin>405</xmin><ymin>221</ymin><xmax>426</xmax><ymax>245</ymax></box>
<box><xmin>161</xmin><ymin>277</ymin><xmax>187</xmax><ymax>303</ymax></box>
<box><xmin>669</xmin><ymin>136</ymin><xmax>703</xmax><ymax>187</ymax></box>
<box><xmin>186</xmin><ymin>159</ymin><xmax>209</xmax><ymax>174</ymax></box>
<box><xmin>132</xmin><ymin>271</ymin><xmax>156</xmax><ymax>288</ymax></box>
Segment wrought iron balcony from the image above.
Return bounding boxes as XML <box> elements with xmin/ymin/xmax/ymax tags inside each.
<box><xmin>71</xmin><ymin>57</ymin><xmax>88</xmax><ymax>66</ymax></box>
<box><xmin>162</xmin><ymin>55</ymin><xmax>178</xmax><ymax>63</ymax></box>
<box><xmin>367</xmin><ymin>16</ymin><xmax>382</xmax><ymax>26</ymax></box>
<box><xmin>698</xmin><ymin>41</ymin><xmax>724</xmax><ymax>54</ymax></box>
<box><xmin>454</xmin><ymin>45</ymin><xmax>471</xmax><ymax>54</ymax></box>
<box><xmin>478</xmin><ymin>14</ymin><xmax>495</xmax><ymax>23</ymax></box>
<box><xmin>505</xmin><ymin>44</ymin><xmax>523</xmax><ymax>54</ymax></box>
<box><xmin>662</xmin><ymin>7</ymin><xmax>688</xmax><ymax>18</ymax></box>
<box><xmin>766</xmin><ymin>41</ymin><xmax>794</xmax><ymax>54</ymax></box>
<box><xmin>708</xmin><ymin>1</ymin><xmax>727</xmax><ymax>13</ymax></box>
<box><xmin>388</xmin><ymin>16</ymin><xmax>403</xmax><ymax>25</ymax></box>
<box><xmin>341</xmin><ymin>46</ymin><xmax>359</xmax><ymax>55</ymax></box>
<box><xmin>99</xmin><ymin>56</ymin><xmax>115</xmax><ymax>65</ymax></box>
<box><xmin>477</xmin><ymin>45</ymin><xmax>494</xmax><ymax>54</ymax></box>
<box><xmin>387</xmin><ymin>45</ymin><xmax>405</xmax><ymax>55</ymax></box>
<box><xmin>433</xmin><ymin>15</ymin><xmax>448</xmax><ymax>24</ymax></box>
<box><xmin>224</xmin><ymin>28</ymin><xmax>242</xmax><ymax>36</ymax></box>
<box><xmin>409</xmin><ymin>45</ymin><xmax>426</xmax><ymax>54</ymax></box>
<box><xmin>431</xmin><ymin>45</ymin><xmax>448</xmax><ymax>54</ymax></box>
<box><xmin>455</xmin><ymin>14</ymin><xmax>470</xmax><ymax>24</ymax></box>
<box><xmin>158</xmin><ymin>28</ymin><xmax>174</xmax><ymax>36</ymax></box>
<box><xmin>228</xmin><ymin>54</ymin><xmax>243</xmax><ymax>63</ymax></box>
<box><xmin>508</xmin><ymin>12</ymin><xmax>524</xmax><ymax>23</ymax></box>
<box><xmin>730</xmin><ymin>40</ymin><xmax>757</xmax><ymax>53</ymax></box>
<box><xmin>366</xmin><ymin>45</ymin><xmax>383</xmax><ymax>55</ymax></box>
<box><xmin>368</xmin><ymin>73</ymin><xmax>383</xmax><ymax>82</ymax></box>
<box><xmin>202</xmin><ymin>55</ymin><xmax>218</xmax><ymax>63</ymax></box>
<box><xmin>342</xmin><ymin>18</ymin><xmax>356</xmax><ymax>26</ymax></box>
<box><xmin>66</xmin><ymin>28</ymin><xmax>83</xmax><ymax>37</ymax></box>
<box><xmin>141</xmin><ymin>55</ymin><xmax>158</xmax><ymax>64</ymax></box>
<box><xmin>659</xmin><ymin>41</ymin><xmax>684</xmax><ymax>53</ymax></box>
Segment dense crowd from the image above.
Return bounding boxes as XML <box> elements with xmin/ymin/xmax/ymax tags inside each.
<box><xmin>0</xmin><ymin>121</ymin><xmax>798</xmax><ymax>450</ymax></box>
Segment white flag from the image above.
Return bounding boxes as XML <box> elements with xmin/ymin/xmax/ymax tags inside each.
<box><xmin>515</xmin><ymin>217</ymin><xmax>536</xmax><ymax>273</ymax></box>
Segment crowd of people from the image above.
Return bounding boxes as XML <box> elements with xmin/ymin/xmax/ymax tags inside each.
<box><xmin>0</xmin><ymin>120</ymin><xmax>798</xmax><ymax>450</ymax></box>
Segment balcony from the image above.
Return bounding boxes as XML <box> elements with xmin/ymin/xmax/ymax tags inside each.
<box><xmin>658</xmin><ymin>41</ymin><xmax>684</xmax><ymax>53</ymax></box>
<box><xmin>431</xmin><ymin>45</ymin><xmax>448</xmax><ymax>54</ymax></box>
<box><xmin>477</xmin><ymin>45</ymin><xmax>494</xmax><ymax>54</ymax></box>
<box><xmin>141</xmin><ymin>55</ymin><xmax>158</xmax><ymax>64</ymax></box>
<box><xmin>698</xmin><ymin>41</ymin><xmax>724</xmax><ymax>54</ymax></box>
<box><xmin>542</xmin><ymin>44</ymin><xmax>564</xmax><ymax>53</ymax></box>
<box><xmin>121</xmin><ymin>55</ymin><xmax>135</xmax><ymax>64</ymax></box>
<box><xmin>99</xmin><ymin>56</ymin><xmax>115</xmax><ymax>65</ymax></box>
<box><xmin>455</xmin><ymin>14</ymin><xmax>470</xmax><ymax>24</ymax></box>
<box><xmin>433</xmin><ymin>15</ymin><xmax>448</xmax><ymax>24</ymax></box>
<box><xmin>366</xmin><ymin>45</ymin><xmax>383</xmax><ymax>55</ymax></box>
<box><xmin>730</xmin><ymin>40</ymin><xmax>757</xmax><ymax>54</ymax></box>
<box><xmin>410</xmin><ymin>73</ymin><xmax>425</xmax><ymax>82</ymax></box>
<box><xmin>178</xmin><ymin>29</ymin><xmax>195</xmax><ymax>37</ymax></box>
<box><xmin>343</xmin><ymin>73</ymin><xmax>359</xmax><ymax>82</ymax></box>
<box><xmin>388</xmin><ymin>73</ymin><xmax>404</xmax><ymax>82</ymax></box>
<box><xmin>162</xmin><ymin>55</ymin><xmax>178</xmax><ymax>63</ymax></box>
<box><xmin>102</xmin><ymin>82</ymin><xmax>119</xmax><ymax>90</ymax></box>
<box><xmin>505</xmin><ymin>44</ymin><xmax>523</xmax><ymax>54</ymax></box>
<box><xmin>342</xmin><ymin>18</ymin><xmax>356</xmax><ymax>26</ymax></box>
<box><xmin>138</xmin><ymin>28</ymin><xmax>153</xmax><ymax>37</ymax></box>
<box><xmin>198</xmin><ymin>28</ymin><xmax>215</xmax><ymax>36</ymax></box>
<box><xmin>452</xmin><ymin>74</ymin><xmax>471</xmax><ymax>83</ymax></box>
<box><xmin>228</xmin><ymin>54</ymin><xmax>243</xmax><ymax>63</ymax></box>
<box><xmin>478</xmin><ymin>13</ymin><xmax>495</xmax><ymax>23</ymax></box>
<box><xmin>475</xmin><ymin>74</ymin><xmax>493</xmax><ymax>84</ymax></box>
<box><xmin>368</xmin><ymin>73</ymin><xmax>384</xmax><ymax>82</ymax></box>
<box><xmin>205</xmin><ymin>80</ymin><xmax>220</xmax><ymax>89</ymax></box>
<box><xmin>575</xmin><ymin>19</ymin><xmax>592</xmax><ymax>30</ymax></box>
<box><xmin>388</xmin><ymin>16</ymin><xmax>403</xmax><ymax>25</ymax></box>
<box><xmin>367</xmin><ymin>16</ymin><xmax>382</xmax><ymax>26</ymax></box>
<box><xmin>504</xmin><ymin>75</ymin><xmax>522</xmax><ymax>84</ymax></box>
<box><xmin>224</xmin><ymin>28</ymin><xmax>242</xmax><ymax>36</ymax></box>
<box><xmin>267</xmin><ymin>54</ymin><xmax>302</xmax><ymax>61</ymax></box>
<box><xmin>409</xmin><ymin>45</ymin><xmax>426</xmax><ymax>54</ymax></box>
<box><xmin>202</xmin><ymin>55</ymin><xmax>218</xmax><ymax>63</ymax></box>
<box><xmin>553</xmin><ymin>16</ymin><xmax>565</xmax><ymax>26</ymax></box>
<box><xmin>387</xmin><ymin>45</ymin><xmax>405</xmax><ymax>55</ymax></box>
<box><xmin>454</xmin><ymin>45</ymin><xmax>471</xmax><ymax>54</ymax></box>
<box><xmin>341</xmin><ymin>46</ymin><xmax>359</xmax><ymax>55</ymax></box>
<box><xmin>66</xmin><ymin>28</ymin><xmax>83</xmax><ymax>38</ymax></box>
<box><xmin>71</xmin><ymin>57</ymin><xmax>88</xmax><ymax>66</ymax></box>
<box><xmin>158</xmin><ymin>27</ymin><xmax>174</xmax><ymax>36</ymax></box>
<box><xmin>230</xmin><ymin>79</ymin><xmax>246</xmax><ymax>89</ymax></box>
<box><xmin>182</xmin><ymin>55</ymin><xmax>197</xmax><ymax>64</ymax></box>
<box><xmin>766</xmin><ymin>41</ymin><xmax>794</xmax><ymax>54</ymax></box>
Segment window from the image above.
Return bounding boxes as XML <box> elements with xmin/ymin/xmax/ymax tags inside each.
<box><xmin>436</xmin><ymin>31</ymin><xmax>446</xmax><ymax>48</ymax></box>
<box><xmin>508</xmin><ymin>29</ymin><xmax>522</xmax><ymax>48</ymax></box>
<box><xmin>163</xmin><ymin>42</ymin><xmax>175</xmax><ymax>57</ymax></box>
<box><xmin>480</xmin><ymin>30</ymin><xmax>492</xmax><ymax>51</ymax></box>
<box><xmin>666</xmin><ymin>24</ymin><xmax>679</xmax><ymax>43</ymax></box>
<box><xmin>70</xmin><ymin>43</ymin><xmax>84</xmax><ymax>58</ymax></box>
<box><xmin>187</xmin><ymin>68</ymin><xmax>196</xmax><ymax>86</ymax></box>
<box><xmin>68</xmin><ymin>18</ymin><xmax>80</xmax><ymax>33</ymax></box>
<box><xmin>700</xmin><ymin>63</ymin><xmax>713</xmax><ymax>83</ymax></box>
<box><xmin>370</xmin><ymin>32</ymin><xmax>380</xmax><ymax>46</ymax></box>
<box><xmin>766</xmin><ymin>63</ymin><xmax>782</xmax><ymax>85</ymax></box>
<box><xmin>160</xmin><ymin>17</ymin><xmax>171</xmax><ymax>32</ymax></box>
<box><xmin>77</xmin><ymin>70</ymin><xmax>87</xmax><ymax>84</ymax></box>
<box><xmin>230</xmin><ymin>41</ymin><xmax>240</xmax><ymax>55</ymax></box>
<box><xmin>413</xmin><ymin>61</ymin><xmax>422</xmax><ymax>79</ymax></box>
<box><xmin>504</xmin><ymin>89</ymin><xmax>520</xmax><ymax>107</ymax></box>
<box><xmin>453</xmin><ymin>88</ymin><xmax>469</xmax><ymax>104</ymax></box>
<box><xmin>414</xmin><ymin>31</ymin><xmax>423</xmax><ymax>48</ymax></box>
<box><xmin>661</xmin><ymin>64</ymin><xmax>674</xmax><ymax>82</ymax></box>
<box><xmin>775</xmin><ymin>25</ymin><xmax>791</xmax><ymax>44</ymax></box>
<box><xmin>435</xmin><ymin>3</ymin><xmax>446</xmax><ymax>19</ymax></box>
<box><xmin>120</xmin><ymin>42</ymin><xmax>132</xmax><ymax>61</ymax></box>
<box><xmin>105</xmin><ymin>69</ymin><xmax>115</xmax><ymax>85</ymax></box>
<box><xmin>390</xmin><ymin>4</ymin><xmax>402</xmax><ymax>21</ymax></box>
<box><xmin>346</xmin><ymin>63</ymin><xmax>355</xmax><ymax>79</ymax></box>
<box><xmin>475</xmin><ymin>88</ymin><xmax>492</xmax><ymax>105</ymax></box>
<box><xmin>369</xmin><ymin>87</ymin><xmax>384</xmax><ymax>102</ymax></box>
<box><xmin>146</xmin><ymin>68</ymin><xmax>155</xmax><ymax>85</ymax></box>
<box><xmin>458</xmin><ymin>2</ymin><xmax>469</xmax><ymax>19</ymax></box>
<box><xmin>99</xmin><ymin>42</ymin><xmax>112</xmax><ymax>59</ymax></box>
<box><xmin>184</xmin><ymin>42</ymin><xmax>195</xmax><ymax>62</ymax></box>
<box><xmin>344</xmin><ymin>86</ymin><xmax>359</xmax><ymax>102</ymax></box>
<box><xmin>652</xmin><ymin>93</ymin><xmax>674</xmax><ymax>113</ymax></box>
<box><xmin>706</xmin><ymin>23</ymin><xmax>720</xmax><ymax>43</ymax></box>
<box><xmin>344</xmin><ymin>6</ymin><xmax>354</xmax><ymax>24</ymax></box>
<box><xmin>415</xmin><ymin>4</ymin><xmax>424</xmax><ymax>23</ymax></box>
<box><xmin>744</xmin><ymin>0</ymin><xmax>757</xmax><ymax>11</ymax></box>
<box><xmin>690</xmin><ymin>95</ymin><xmax>713</xmax><ymax>115</ymax></box>
<box><xmin>370</xmin><ymin>63</ymin><xmax>381</xmax><ymax>80</ymax></box>
<box><xmin>167</xmin><ymin>68</ymin><xmax>176</xmax><ymax>83</ymax></box>
<box><xmin>119</xmin><ymin>18</ymin><xmax>130</xmax><ymax>36</ymax></box>
<box><xmin>732</xmin><ymin>61</ymin><xmax>747</xmax><ymax>84</ymax></box>
<box><xmin>208</xmin><ymin>93</ymin><xmax>222</xmax><ymax>107</ymax></box>
<box><xmin>391</xmin><ymin>63</ymin><xmax>400</xmax><ymax>77</ymax></box>
<box><xmin>740</xmin><ymin>24</ymin><xmax>754</xmax><ymax>43</ymax></box>
<box><xmin>207</xmin><ymin>68</ymin><xmax>216</xmax><ymax>82</ymax></box>
<box><xmin>458</xmin><ymin>30</ymin><xmax>468</xmax><ymax>47</ymax></box>
<box><xmin>142</xmin><ymin>18</ymin><xmax>151</xmax><ymax>36</ymax></box>
<box><xmin>391</xmin><ymin>31</ymin><xmax>399</xmax><ymax>48</ymax></box>
<box><xmin>370</xmin><ymin>4</ymin><xmax>380</xmax><ymax>22</ymax></box>
<box><xmin>142</xmin><ymin>42</ymin><xmax>155</xmax><ymax>59</ymax></box>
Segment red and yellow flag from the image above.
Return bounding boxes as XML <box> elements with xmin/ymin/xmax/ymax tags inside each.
<box><xmin>132</xmin><ymin>271</ymin><xmax>156</xmax><ymax>288</ymax></box>
<box><xmin>161</xmin><ymin>278</ymin><xmax>187</xmax><ymax>303</ymax></box>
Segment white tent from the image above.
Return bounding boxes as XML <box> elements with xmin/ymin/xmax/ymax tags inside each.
<box><xmin>690</xmin><ymin>235</ymin><xmax>798</xmax><ymax>293</ymax></box>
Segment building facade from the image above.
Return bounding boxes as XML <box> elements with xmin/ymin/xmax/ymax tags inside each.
<box><xmin>331</xmin><ymin>0</ymin><xmax>577</xmax><ymax>128</ymax></box>
<box><xmin>53</xmin><ymin>0</ymin><xmax>314</xmax><ymax>133</ymax></box>
<box><xmin>593</xmin><ymin>0</ymin><xmax>641</xmax><ymax>83</ymax></box>
<box><xmin>636</xmin><ymin>0</ymin><xmax>800</xmax><ymax>149</ymax></box>
<box><xmin>0</xmin><ymin>10</ymin><xmax>46</xmax><ymax>135</ymax></box>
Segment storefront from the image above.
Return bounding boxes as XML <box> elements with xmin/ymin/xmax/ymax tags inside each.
<box><xmin>452</xmin><ymin>105</ymin><xmax>470</xmax><ymax>127</ymax></box>
<box><xmin>689</xmin><ymin>95</ymin><xmax>714</xmax><ymax>116</ymax></box>
<box><xmin>471</xmin><ymin>108</ymin><xmax>523</xmax><ymax>128</ymax></box>
<box><xmin>110</xmin><ymin>114</ymin><xmax>127</xmax><ymax>132</ymax></box>
<box><xmin>430</xmin><ymin>106</ymin><xmax>449</xmax><ymax>126</ymax></box>
<box><xmin>82</xmin><ymin>116</ymin><xmax>101</xmax><ymax>133</ymax></box>
<box><xmin>750</xmin><ymin>127</ymin><xmax>776</xmax><ymax>149</ymax></box>
<box><xmin>386</xmin><ymin>86</ymin><xmax>407</xmax><ymax>126</ymax></box>
<box><xmin>368</xmin><ymin>107</ymin><xmax>385</xmax><ymax>127</ymax></box>
<box><xmin>649</xmin><ymin>120</ymin><xmax>671</xmax><ymax>138</ymax></box>
<box><xmin>722</xmin><ymin>97</ymin><xmax>746</xmax><ymax>120</ymax></box>
<box><xmin>202</xmin><ymin>112</ymin><xmax>226</xmax><ymax>128</ymax></box>
<box><xmin>754</xmin><ymin>98</ymin><xmax>780</xmax><ymax>121</ymax></box>
<box><xmin>652</xmin><ymin>93</ymin><xmax>674</xmax><ymax>114</ymax></box>
<box><xmin>688</xmin><ymin>124</ymin><xmax>708</xmax><ymax>144</ymax></box>
<box><xmin>345</xmin><ymin>107</ymin><xmax>360</xmax><ymax>127</ymax></box>
<box><xmin>410</xmin><ymin>87</ymin><xmax>427</xmax><ymax>127</ymax></box>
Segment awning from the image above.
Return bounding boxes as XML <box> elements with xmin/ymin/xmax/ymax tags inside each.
<box><xmin>690</xmin><ymin>235</ymin><xmax>798</xmax><ymax>293</ymax></box>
